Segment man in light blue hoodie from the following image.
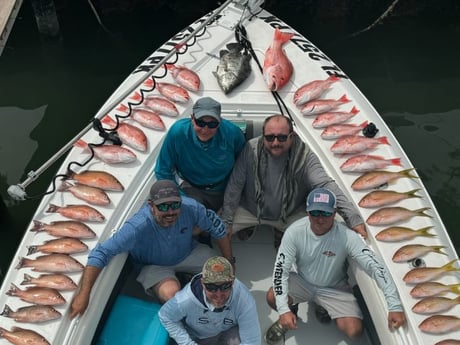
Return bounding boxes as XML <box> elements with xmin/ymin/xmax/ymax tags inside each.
<box><xmin>159</xmin><ymin>256</ymin><xmax>260</xmax><ymax>345</ymax></box>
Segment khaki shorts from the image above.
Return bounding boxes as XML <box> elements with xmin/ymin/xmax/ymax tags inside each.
<box><xmin>136</xmin><ymin>244</ymin><xmax>217</xmax><ymax>294</ymax></box>
<box><xmin>288</xmin><ymin>271</ymin><xmax>363</xmax><ymax>320</ymax></box>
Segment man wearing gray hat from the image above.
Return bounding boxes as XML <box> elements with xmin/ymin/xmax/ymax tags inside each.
<box><xmin>264</xmin><ymin>187</ymin><xmax>406</xmax><ymax>344</ymax></box>
<box><xmin>70</xmin><ymin>180</ymin><xmax>233</xmax><ymax>319</ymax></box>
<box><xmin>159</xmin><ymin>256</ymin><xmax>261</xmax><ymax>345</ymax></box>
<box><xmin>155</xmin><ymin>97</ymin><xmax>245</xmax><ymax>213</ymax></box>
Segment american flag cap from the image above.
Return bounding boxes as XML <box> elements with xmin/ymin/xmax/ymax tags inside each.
<box><xmin>306</xmin><ymin>187</ymin><xmax>337</xmax><ymax>213</ymax></box>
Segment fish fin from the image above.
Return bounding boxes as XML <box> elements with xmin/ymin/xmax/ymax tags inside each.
<box><xmin>391</xmin><ymin>158</ymin><xmax>402</xmax><ymax>167</ymax></box>
<box><xmin>407</xmin><ymin>188</ymin><xmax>422</xmax><ymax>198</ymax></box>
<box><xmin>58</xmin><ymin>181</ymin><xmax>72</xmax><ymax>193</ymax></box>
<box><xmin>46</xmin><ymin>204</ymin><xmax>59</xmax><ymax>213</ymax></box>
<box><xmin>359</xmin><ymin>121</ymin><xmax>369</xmax><ymax>128</ymax></box>
<box><xmin>6</xmin><ymin>283</ymin><xmax>19</xmax><ymax>295</ymax></box>
<box><xmin>116</xmin><ymin>104</ymin><xmax>129</xmax><ymax>112</ymax></box>
<box><xmin>130</xmin><ymin>91</ymin><xmax>142</xmax><ymax>102</ymax></box>
<box><xmin>433</xmin><ymin>246</ymin><xmax>448</xmax><ymax>256</ymax></box>
<box><xmin>416</xmin><ymin>207</ymin><xmax>432</xmax><ymax>218</ymax></box>
<box><xmin>21</xmin><ymin>273</ymin><xmax>33</xmax><ymax>285</ymax></box>
<box><xmin>31</xmin><ymin>220</ymin><xmax>44</xmax><ymax>232</ymax></box>
<box><xmin>379</xmin><ymin>136</ymin><xmax>390</xmax><ymax>145</ymax></box>
<box><xmin>143</xmin><ymin>78</ymin><xmax>154</xmax><ymax>88</ymax></box>
<box><xmin>338</xmin><ymin>94</ymin><xmax>350</xmax><ymax>103</ymax></box>
<box><xmin>274</xmin><ymin>28</ymin><xmax>295</xmax><ymax>44</ymax></box>
<box><xmin>327</xmin><ymin>75</ymin><xmax>341</xmax><ymax>82</ymax></box>
<box><xmin>400</xmin><ymin>168</ymin><xmax>418</xmax><ymax>179</ymax></box>
<box><xmin>73</xmin><ymin>139</ymin><xmax>87</xmax><ymax>149</ymax></box>
<box><xmin>0</xmin><ymin>304</ymin><xmax>12</xmax><ymax>316</ymax></box>
<box><xmin>417</xmin><ymin>226</ymin><xmax>436</xmax><ymax>238</ymax></box>
<box><xmin>450</xmin><ymin>284</ymin><xmax>460</xmax><ymax>295</ymax></box>
<box><xmin>27</xmin><ymin>246</ymin><xmax>38</xmax><ymax>256</ymax></box>
<box><xmin>443</xmin><ymin>259</ymin><xmax>460</xmax><ymax>272</ymax></box>
<box><xmin>100</xmin><ymin>115</ymin><xmax>115</xmax><ymax>126</ymax></box>
<box><xmin>350</xmin><ymin>106</ymin><xmax>359</xmax><ymax>114</ymax></box>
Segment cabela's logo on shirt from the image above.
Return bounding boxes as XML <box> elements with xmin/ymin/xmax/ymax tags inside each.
<box><xmin>322</xmin><ymin>250</ymin><xmax>336</xmax><ymax>257</ymax></box>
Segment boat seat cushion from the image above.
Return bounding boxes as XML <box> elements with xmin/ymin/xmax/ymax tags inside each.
<box><xmin>95</xmin><ymin>295</ymin><xmax>168</xmax><ymax>345</ymax></box>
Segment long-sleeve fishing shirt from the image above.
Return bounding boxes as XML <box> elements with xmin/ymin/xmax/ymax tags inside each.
<box><xmin>159</xmin><ymin>274</ymin><xmax>261</xmax><ymax>345</ymax></box>
<box><xmin>155</xmin><ymin>118</ymin><xmax>245</xmax><ymax>191</ymax></box>
<box><xmin>273</xmin><ymin>217</ymin><xmax>403</xmax><ymax>316</ymax></box>
<box><xmin>221</xmin><ymin>135</ymin><xmax>364</xmax><ymax>228</ymax></box>
<box><xmin>87</xmin><ymin>196</ymin><xmax>227</xmax><ymax>268</ymax></box>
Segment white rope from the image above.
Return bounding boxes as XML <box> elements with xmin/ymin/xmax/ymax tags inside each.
<box><xmin>349</xmin><ymin>0</ymin><xmax>401</xmax><ymax>38</ymax></box>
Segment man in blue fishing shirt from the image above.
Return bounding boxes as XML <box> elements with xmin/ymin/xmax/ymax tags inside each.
<box><xmin>155</xmin><ymin>97</ymin><xmax>245</xmax><ymax>212</ymax></box>
<box><xmin>69</xmin><ymin>180</ymin><xmax>234</xmax><ymax>319</ymax></box>
<box><xmin>159</xmin><ymin>256</ymin><xmax>261</xmax><ymax>345</ymax></box>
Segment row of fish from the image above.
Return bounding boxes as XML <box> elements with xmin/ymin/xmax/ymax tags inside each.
<box><xmin>294</xmin><ymin>73</ymin><xmax>460</xmax><ymax>341</ymax></box>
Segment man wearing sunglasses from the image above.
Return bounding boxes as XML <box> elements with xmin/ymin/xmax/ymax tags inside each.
<box><xmin>264</xmin><ymin>188</ymin><xmax>405</xmax><ymax>344</ymax></box>
<box><xmin>221</xmin><ymin>114</ymin><xmax>366</xmax><ymax>247</ymax></box>
<box><xmin>159</xmin><ymin>256</ymin><xmax>260</xmax><ymax>345</ymax></box>
<box><xmin>155</xmin><ymin>97</ymin><xmax>245</xmax><ymax>213</ymax></box>
<box><xmin>70</xmin><ymin>180</ymin><xmax>234</xmax><ymax>319</ymax></box>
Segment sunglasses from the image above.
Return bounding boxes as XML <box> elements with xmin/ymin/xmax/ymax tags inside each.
<box><xmin>263</xmin><ymin>133</ymin><xmax>291</xmax><ymax>142</ymax></box>
<box><xmin>204</xmin><ymin>281</ymin><xmax>233</xmax><ymax>292</ymax></box>
<box><xmin>193</xmin><ymin>117</ymin><xmax>220</xmax><ymax>129</ymax></box>
<box><xmin>156</xmin><ymin>201</ymin><xmax>181</xmax><ymax>212</ymax></box>
<box><xmin>309</xmin><ymin>210</ymin><xmax>333</xmax><ymax>217</ymax></box>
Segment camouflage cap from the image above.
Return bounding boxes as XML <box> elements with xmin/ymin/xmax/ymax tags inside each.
<box><xmin>202</xmin><ymin>256</ymin><xmax>235</xmax><ymax>284</ymax></box>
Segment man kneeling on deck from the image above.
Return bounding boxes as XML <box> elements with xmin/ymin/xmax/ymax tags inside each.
<box><xmin>159</xmin><ymin>256</ymin><xmax>261</xmax><ymax>345</ymax></box>
<box><xmin>265</xmin><ymin>187</ymin><xmax>406</xmax><ymax>343</ymax></box>
<box><xmin>69</xmin><ymin>180</ymin><xmax>233</xmax><ymax>319</ymax></box>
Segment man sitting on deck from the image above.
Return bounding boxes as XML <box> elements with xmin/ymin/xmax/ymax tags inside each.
<box><xmin>70</xmin><ymin>180</ymin><xmax>234</xmax><ymax>319</ymax></box>
<box><xmin>265</xmin><ymin>187</ymin><xmax>406</xmax><ymax>343</ymax></box>
<box><xmin>220</xmin><ymin>114</ymin><xmax>366</xmax><ymax>247</ymax></box>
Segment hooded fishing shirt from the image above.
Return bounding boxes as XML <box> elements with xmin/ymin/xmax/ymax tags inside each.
<box><xmin>273</xmin><ymin>217</ymin><xmax>403</xmax><ymax>316</ymax></box>
<box><xmin>159</xmin><ymin>274</ymin><xmax>261</xmax><ymax>345</ymax></box>
<box><xmin>87</xmin><ymin>196</ymin><xmax>227</xmax><ymax>268</ymax></box>
<box><xmin>155</xmin><ymin>118</ymin><xmax>245</xmax><ymax>191</ymax></box>
<box><xmin>221</xmin><ymin>135</ymin><xmax>364</xmax><ymax>228</ymax></box>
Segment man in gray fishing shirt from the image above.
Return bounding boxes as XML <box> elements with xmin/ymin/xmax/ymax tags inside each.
<box><xmin>220</xmin><ymin>114</ymin><xmax>366</xmax><ymax>246</ymax></box>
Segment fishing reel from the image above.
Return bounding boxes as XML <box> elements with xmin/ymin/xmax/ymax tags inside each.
<box><xmin>93</xmin><ymin>118</ymin><xmax>122</xmax><ymax>145</ymax></box>
<box><xmin>362</xmin><ymin>122</ymin><xmax>379</xmax><ymax>138</ymax></box>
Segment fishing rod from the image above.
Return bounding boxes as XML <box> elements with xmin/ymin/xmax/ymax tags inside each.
<box><xmin>7</xmin><ymin>0</ymin><xmax>258</xmax><ymax>201</ymax></box>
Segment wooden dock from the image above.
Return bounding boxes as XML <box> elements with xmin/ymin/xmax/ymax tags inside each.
<box><xmin>0</xmin><ymin>0</ymin><xmax>23</xmax><ymax>56</ymax></box>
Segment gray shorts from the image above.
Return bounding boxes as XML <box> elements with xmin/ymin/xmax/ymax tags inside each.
<box><xmin>136</xmin><ymin>244</ymin><xmax>217</xmax><ymax>293</ymax></box>
<box><xmin>288</xmin><ymin>272</ymin><xmax>363</xmax><ymax>320</ymax></box>
<box><xmin>181</xmin><ymin>181</ymin><xmax>224</xmax><ymax>212</ymax></box>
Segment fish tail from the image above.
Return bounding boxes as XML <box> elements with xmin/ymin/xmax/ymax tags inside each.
<box><xmin>0</xmin><ymin>304</ymin><xmax>12</xmax><ymax>317</ymax></box>
<box><xmin>58</xmin><ymin>181</ymin><xmax>72</xmax><ymax>192</ymax></box>
<box><xmin>390</xmin><ymin>158</ymin><xmax>402</xmax><ymax>166</ymax></box>
<box><xmin>101</xmin><ymin>115</ymin><xmax>115</xmax><ymax>126</ymax></box>
<box><xmin>130</xmin><ymin>91</ymin><xmax>142</xmax><ymax>102</ymax></box>
<box><xmin>46</xmin><ymin>204</ymin><xmax>59</xmax><ymax>213</ymax></box>
<box><xmin>450</xmin><ymin>284</ymin><xmax>460</xmax><ymax>295</ymax></box>
<box><xmin>379</xmin><ymin>136</ymin><xmax>390</xmax><ymax>145</ymax></box>
<box><xmin>73</xmin><ymin>139</ymin><xmax>87</xmax><ymax>149</ymax></box>
<box><xmin>416</xmin><ymin>207</ymin><xmax>432</xmax><ymax>218</ymax></box>
<box><xmin>339</xmin><ymin>94</ymin><xmax>350</xmax><ymax>103</ymax></box>
<box><xmin>407</xmin><ymin>188</ymin><xmax>422</xmax><ymax>199</ymax></box>
<box><xmin>164</xmin><ymin>63</ymin><xmax>175</xmax><ymax>71</ymax></box>
<box><xmin>31</xmin><ymin>220</ymin><xmax>45</xmax><ymax>232</ymax></box>
<box><xmin>417</xmin><ymin>226</ymin><xmax>436</xmax><ymax>238</ymax></box>
<box><xmin>26</xmin><ymin>245</ymin><xmax>38</xmax><ymax>256</ymax></box>
<box><xmin>6</xmin><ymin>283</ymin><xmax>19</xmax><ymax>296</ymax></box>
<box><xmin>15</xmin><ymin>257</ymin><xmax>25</xmax><ymax>270</ymax></box>
<box><xmin>442</xmin><ymin>259</ymin><xmax>460</xmax><ymax>272</ymax></box>
<box><xmin>327</xmin><ymin>75</ymin><xmax>341</xmax><ymax>82</ymax></box>
<box><xmin>433</xmin><ymin>246</ymin><xmax>448</xmax><ymax>256</ymax></box>
<box><xmin>274</xmin><ymin>28</ymin><xmax>295</xmax><ymax>44</ymax></box>
<box><xmin>400</xmin><ymin>168</ymin><xmax>418</xmax><ymax>179</ymax></box>
<box><xmin>350</xmin><ymin>106</ymin><xmax>359</xmax><ymax>114</ymax></box>
<box><xmin>116</xmin><ymin>104</ymin><xmax>129</xmax><ymax>112</ymax></box>
<box><xmin>359</xmin><ymin>120</ymin><xmax>369</xmax><ymax>128</ymax></box>
<box><xmin>143</xmin><ymin>78</ymin><xmax>154</xmax><ymax>88</ymax></box>
<box><xmin>21</xmin><ymin>273</ymin><xmax>33</xmax><ymax>285</ymax></box>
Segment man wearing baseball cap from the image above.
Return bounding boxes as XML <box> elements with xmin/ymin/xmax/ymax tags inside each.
<box><xmin>155</xmin><ymin>97</ymin><xmax>245</xmax><ymax>213</ymax></box>
<box><xmin>264</xmin><ymin>187</ymin><xmax>406</xmax><ymax>343</ymax></box>
<box><xmin>70</xmin><ymin>180</ymin><xmax>234</xmax><ymax>319</ymax></box>
<box><xmin>160</xmin><ymin>256</ymin><xmax>260</xmax><ymax>345</ymax></box>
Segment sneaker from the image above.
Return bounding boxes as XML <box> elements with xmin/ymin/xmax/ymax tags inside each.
<box><xmin>315</xmin><ymin>304</ymin><xmax>331</xmax><ymax>324</ymax></box>
<box><xmin>237</xmin><ymin>227</ymin><xmax>255</xmax><ymax>241</ymax></box>
<box><xmin>264</xmin><ymin>320</ymin><xmax>287</xmax><ymax>345</ymax></box>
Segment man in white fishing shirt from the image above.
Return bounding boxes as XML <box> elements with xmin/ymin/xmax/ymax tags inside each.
<box><xmin>264</xmin><ymin>187</ymin><xmax>406</xmax><ymax>344</ymax></box>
